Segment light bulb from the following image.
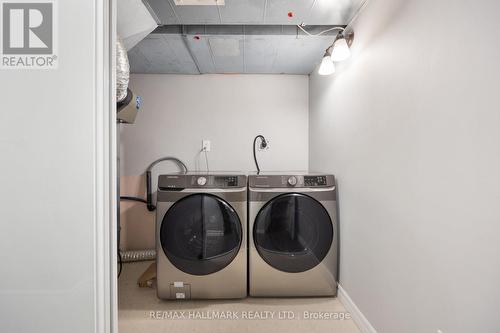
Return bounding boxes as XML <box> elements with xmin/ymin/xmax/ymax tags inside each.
<box><xmin>331</xmin><ymin>36</ymin><xmax>351</xmax><ymax>62</ymax></box>
<box><xmin>318</xmin><ymin>55</ymin><xmax>335</xmax><ymax>75</ymax></box>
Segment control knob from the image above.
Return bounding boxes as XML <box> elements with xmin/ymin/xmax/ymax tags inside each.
<box><xmin>287</xmin><ymin>176</ymin><xmax>297</xmax><ymax>186</ymax></box>
<box><xmin>197</xmin><ymin>177</ymin><xmax>207</xmax><ymax>186</ymax></box>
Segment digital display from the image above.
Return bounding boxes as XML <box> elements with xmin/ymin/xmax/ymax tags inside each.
<box><xmin>215</xmin><ymin>176</ymin><xmax>238</xmax><ymax>187</ymax></box>
<box><xmin>304</xmin><ymin>176</ymin><xmax>327</xmax><ymax>187</ymax></box>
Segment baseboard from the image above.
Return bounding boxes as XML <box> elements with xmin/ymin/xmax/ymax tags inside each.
<box><xmin>338</xmin><ymin>285</ymin><xmax>377</xmax><ymax>333</ymax></box>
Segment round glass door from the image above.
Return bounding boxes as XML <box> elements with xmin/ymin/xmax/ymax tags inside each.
<box><xmin>253</xmin><ymin>193</ymin><xmax>333</xmax><ymax>273</ymax></box>
<box><xmin>160</xmin><ymin>194</ymin><xmax>242</xmax><ymax>275</ymax></box>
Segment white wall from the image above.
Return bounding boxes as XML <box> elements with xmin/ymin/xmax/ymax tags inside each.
<box><xmin>309</xmin><ymin>0</ymin><xmax>500</xmax><ymax>332</ymax></box>
<box><xmin>119</xmin><ymin>74</ymin><xmax>309</xmax><ymax>250</ymax></box>
<box><xmin>0</xmin><ymin>1</ymin><xmax>113</xmax><ymax>333</ymax></box>
<box><xmin>122</xmin><ymin>74</ymin><xmax>309</xmax><ymax>175</ymax></box>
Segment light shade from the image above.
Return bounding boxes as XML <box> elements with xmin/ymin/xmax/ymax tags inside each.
<box><xmin>331</xmin><ymin>37</ymin><xmax>351</xmax><ymax>62</ymax></box>
<box><xmin>318</xmin><ymin>55</ymin><xmax>335</xmax><ymax>75</ymax></box>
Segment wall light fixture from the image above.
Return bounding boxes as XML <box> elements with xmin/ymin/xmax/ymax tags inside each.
<box><xmin>331</xmin><ymin>33</ymin><xmax>351</xmax><ymax>62</ymax></box>
<box><xmin>318</xmin><ymin>52</ymin><xmax>335</xmax><ymax>75</ymax></box>
<box><xmin>318</xmin><ymin>30</ymin><xmax>354</xmax><ymax>76</ymax></box>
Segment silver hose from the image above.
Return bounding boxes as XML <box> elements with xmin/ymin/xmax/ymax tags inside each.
<box><xmin>146</xmin><ymin>156</ymin><xmax>188</xmax><ymax>173</ymax></box>
<box><xmin>116</xmin><ymin>36</ymin><xmax>130</xmax><ymax>102</ymax></box>
<box><xmin>145</xmin><ymin>156</ymin><xmax>188</xmax><ymax>211</ymax></box>
<box><xmin>120</xmin><ymin>249</ymin><xmax>156</xmax><ymax>263</ymax></box>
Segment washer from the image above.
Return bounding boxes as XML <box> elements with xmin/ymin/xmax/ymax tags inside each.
<box><xmin>248</xmin><ymin>173</ymin><xmax>338</xmax><ymax>297</ymax></box>
<box><xmin>156</xmin><ymin>173</ymin><xmax>247</xmax><ymax>300</ymax></box>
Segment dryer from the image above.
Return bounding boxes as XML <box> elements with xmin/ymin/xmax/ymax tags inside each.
<box><xmin>156</xmin><ymin>173</ymin><xmax>247</xmax><ymax>300</ymax></box>
<box><xmin>248</xmin><ymin>173</ymin><xmax>338</xmax><ymax>297</ymax></box>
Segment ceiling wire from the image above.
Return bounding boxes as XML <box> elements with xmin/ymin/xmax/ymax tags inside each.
<box><xmin>344</xmin><ymin>0</ymin><xmax>370</xmax><ymax>31</ymax></box>
<box><xmin>215</xmin><ymin>0</ymin><xmax>223</xmax><ymax>24</ymax></box>
<box><xmin>204</xmin><ymin>150</ymin><xmax>210</xmax><ymax>173</ymax></box>
<box><xmin>298</xmin><ymin>0</ymin><xmax>371</xmax><ymax>37</ymax></box>
<box><xmin>297</xmin><ymin>25</ymin><xmax>345</xmax><ymax>37</ymax></box>
<box><xmin>262</xmin><ymin>0</ymin><xmax>268</xmax><ymax>22</ymax></box>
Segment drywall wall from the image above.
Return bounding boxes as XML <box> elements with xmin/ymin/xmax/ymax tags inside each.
<box><xmin>309</xmin><ymin>0</ymin><xmax>500</xmax><ymax>332</ymax></box>
<box><xmin>0</xmin><ymin>1</ymin><xmax>112</xmax><ymax>333</ymax></box>
<box><xmin>120</xmin><ymin>74</ymin><xmax>309</xmax><ymax>249</ymax></box>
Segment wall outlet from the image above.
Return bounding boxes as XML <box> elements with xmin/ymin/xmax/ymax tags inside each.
<box><xmin>202</xmin><ymin>140</ymin><xmax>211</xmax><ymax>152</ymax></box>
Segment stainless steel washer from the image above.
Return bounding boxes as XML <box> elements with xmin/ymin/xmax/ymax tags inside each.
<box><xmin>248</xmin><ymin>173</ymin><xmax>338</xmax><ymax>297</ymax></box>
<box><xmin>156</xmin><ymin>173</ymin><xmax>247</xmax><ymax>300</ymax></box>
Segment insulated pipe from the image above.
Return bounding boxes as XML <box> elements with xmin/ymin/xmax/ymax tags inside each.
<box><xmin>116</xmin><ymin>36</ymin><xmax>130</xmax><ymax>102</ymax></box>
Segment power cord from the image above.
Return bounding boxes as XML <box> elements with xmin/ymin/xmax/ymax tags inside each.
<box><xmin>253</xmin><ymin>135</ymin><xmax>268</xmax><ymax>174</ymax></box>
<box><xmin>120</xmin><ymin>196</ymin><xmax>147</xmax><ymax>204</ymax></box>
<box><xmin>203</xmin><ymin>149</ymin><xmax>210</xmax><ymax>173</ymax></box>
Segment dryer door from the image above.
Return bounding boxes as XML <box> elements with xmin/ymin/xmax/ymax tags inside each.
<box><xmin>253</xmin><ymin>193</ymin><xmax>333</xmax><ymax>273</ymax></box>
<box><xmin>160</xmin><ymin>193</ymin><xmax>242</xmax><ymax>275</ymax></box>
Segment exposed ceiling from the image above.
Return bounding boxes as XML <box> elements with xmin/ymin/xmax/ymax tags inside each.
<box><xmin>143</xmin><ymin>0</ymin><xmax>363</xmax><ymax>25</ymax></box>
<box><xmin>128</xmin><ymin>0</ymin><xmax>364</xmax><ymax>74</ymax></box>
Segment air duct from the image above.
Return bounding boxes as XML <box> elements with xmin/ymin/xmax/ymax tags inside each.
<box><xmin>117</xmin><ymin>0</ymin><xmax>158</xmax><ymax>51</ymax></box>
<box><xmin>116</xmin><ymin>36</ymin><xmax>141</xmax><ymax>124</ymax></box>
<box><xmin>116</xmin><ymin>36</ymin><xmax>130</xmax><ymax>103</ymax></box>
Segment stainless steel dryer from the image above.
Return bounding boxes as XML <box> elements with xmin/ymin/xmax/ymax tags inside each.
<box><xmin>156</xmin><ymin>173</ymin><xmax>247</xmax><ymax>300</ymax></box>
<box><xmin>248</xmin><ymin>173</ymin><xmax>338</xmax><ymax>297</ymax></box>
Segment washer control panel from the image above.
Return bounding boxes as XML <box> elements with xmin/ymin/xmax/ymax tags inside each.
<box><xmin>304</xmin><ymin>176</ymin><xmax>327</xmax><ymax>187</ymax></box>
<box><xmin>158</xmin><ymin>174</ymin><xmax>246</xmax><ymax>190</ymax></box>
<box><xmin>214</xmin><ymin>176</ymin><xmax>239</xmax><ymax>187</ymax></box>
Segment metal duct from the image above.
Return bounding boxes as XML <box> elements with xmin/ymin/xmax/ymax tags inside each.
<box><xmin>117</xmin><ymin>0</ymin><xmax>158</xmax><ymax>51</ymax></box>
<box><xmin>116</xmin><ymin>37</ymin><xmax>130</xmax><ymax>103</ymax></box>
<box><xmin>120</xmin><ymin>249</ymin><xmax>156</xmax><ymax>262</ymax></box>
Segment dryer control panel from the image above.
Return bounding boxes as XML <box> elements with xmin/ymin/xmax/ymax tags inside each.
<box><xmin>249</xmin><ymin>174</ymin><xmax>335</xmax><ymax>188</ymax></box>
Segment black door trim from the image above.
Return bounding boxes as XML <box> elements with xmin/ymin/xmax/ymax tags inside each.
<box><xmin>160</xmin><ymin>193</ymin><xmax>242</xmax><ymax>276</ymax></box>
<box><xmin>253</xmin><ymin>193</ymin><xmax>333</xmax><ymax>273</ymax></box>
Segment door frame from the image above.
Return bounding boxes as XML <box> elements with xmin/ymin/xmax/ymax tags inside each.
<box><xmin>94</xmin><ymin>0</ymin><xmax>117</xmax><ymax>332</ymax></box>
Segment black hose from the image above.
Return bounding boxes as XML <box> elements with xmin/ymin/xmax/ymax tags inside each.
<box><xmin>118</xmin><ymin>158</ymin><xmax>188</xmax><ymax>214</ymax></box>
<box><xmin>146</xmin><ymin>171</ymin><xmax>156</xmax><ymax>211</ymax></box>
<box><xmin>120</xmin><ymin>196</ymin><xmax>147</xmax><ymax>204</ymax></box>
<box><xmin>253</xmin><ymin>135</ymin><xmax>267</xmax><ymax>174</ymax></box>
<box><xmin>118</xmin><ymin>250</ymin><xmax>123</xmax><ymax>278</ymax></box>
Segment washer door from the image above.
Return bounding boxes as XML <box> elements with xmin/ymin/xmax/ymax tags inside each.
<box><xmin>160</xmin><ymin>194</ymin><xmax>242</xmax><ymax>276</ymax></box>
<box><xmin>253</xmin><ymin>193</ymin><xmax>333</xmax><ymax>273</ymax></box>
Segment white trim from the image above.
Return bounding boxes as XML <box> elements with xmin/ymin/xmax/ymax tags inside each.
<box><xmin>338</xmin><ymin>285</ymin><xmax>377</xmax><ymax>333</ymax></box>
<box><xmin>249</xmin><ymin>186</ymin><xmax>335</xmax><ymax>193</ymax></box>
<box><xmin>109</xmin><ymin>0</ymin><xmax>118</xmax><ymax>331</ymax></box>
<box><xmin>93</xmin><ymin>0</ymin><xmax>116</xmax><ymax>333</ymax></box>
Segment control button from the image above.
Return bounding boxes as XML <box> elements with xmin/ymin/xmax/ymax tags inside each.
<box><xmin>197</xmin><ymin>177</ymin><xmax>207</xmax><ymax>186</ymax></box>
<box><xmin>226</xmin><ymin>176</ymin><xmax>237</xmax><ymax>186</ymax></box>
<box><xmin>287</xmin><ymin>176</ymin><xmax>297</xmax><ymax>186</ymax></box>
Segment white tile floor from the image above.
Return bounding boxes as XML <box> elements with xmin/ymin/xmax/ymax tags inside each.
<box><xmin>119</xmin><ymin>261</ymin><xmax>360</xmax><ymax>333</ymax></box>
